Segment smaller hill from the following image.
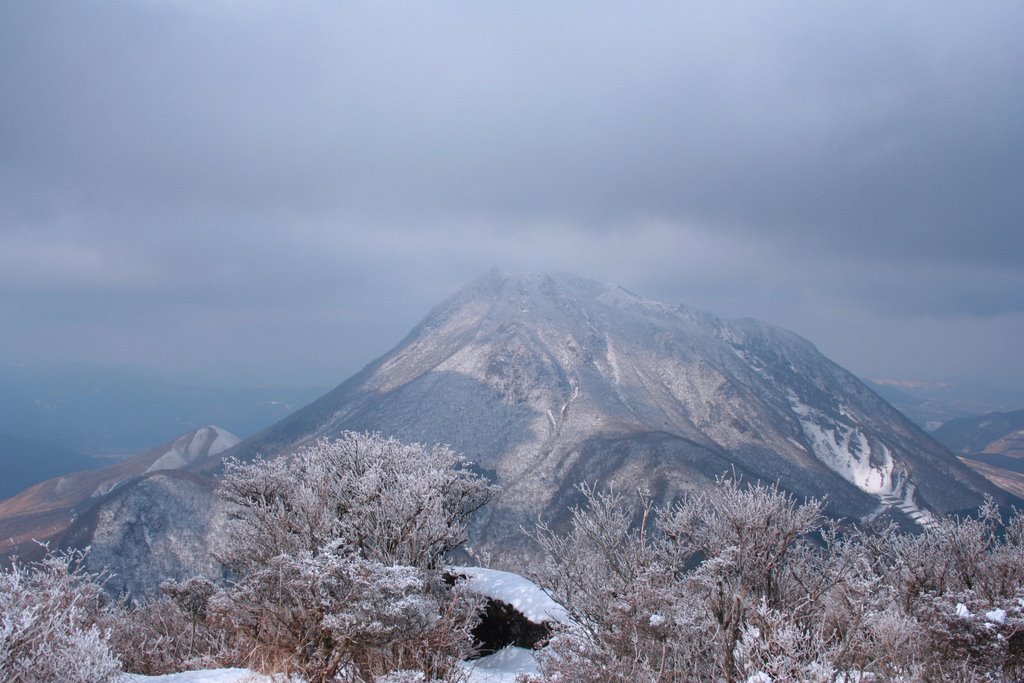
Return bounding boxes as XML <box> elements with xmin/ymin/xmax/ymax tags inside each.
<box><xmin>0</xmin><ymin>426</ymin><xmax>238</xmax><ymax>562</ymax></box>
<box><xmin>932</xmin><ymin>409</ymin><xmax>1024</xmax><ymax>457</ymax></box>
<box><xmin>932</xmin><ymin>410</ymin><xmax>1024</xmax><ymax>499</ymax></box>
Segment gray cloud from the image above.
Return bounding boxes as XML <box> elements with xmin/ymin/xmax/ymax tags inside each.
<box><xmin>1</xmin><ymin>1</ymin><xmax>1022</xmax><ymax>389</ymax></box>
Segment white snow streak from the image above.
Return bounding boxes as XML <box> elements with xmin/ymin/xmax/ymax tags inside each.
<box><xmin>605</xmin><ymin>335</ymin><xmax>622</xmax><ymax>385</ymax></box>
<box><xmin>789</xmin><ymin>393</ymin><xmax>937</xmax><ymax>528</ymax></box>
<box><xmin>789</xmin><ymin>395</ymin><xmax>896</xmax><ymax>496</ymax></box>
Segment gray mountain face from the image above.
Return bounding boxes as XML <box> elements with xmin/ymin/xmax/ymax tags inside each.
<box><xmin>61</xmin><ymin>470</ymin><xmax>228</xmax><ymax>599</ymax></box>
<box><xmin>225</xmin><ymin>271</ymin><xmax>1009</xmax><ymax>567</ymax></box>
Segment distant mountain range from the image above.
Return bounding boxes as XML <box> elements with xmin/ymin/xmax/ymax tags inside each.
<box><xmin>932</xmin><ymin>410</ymin><xmax>1024</xmax><ymax>459</ymax></box>
<box><xmin>864</xmin><ymin>378</ymin><xmax>1024</xmax><ymax>431</ymax></box>
<box><xmin>927</xmin><ymin>410</ymin><xmax>1024</xmax><ymax>498</ymax></box>
<box><xmin>3</xmin><ymin>271</ymin><xmax>1016</xmax><ymax>592</ymax></box>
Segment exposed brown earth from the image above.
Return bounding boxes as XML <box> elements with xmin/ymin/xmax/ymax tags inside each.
<box><xmin>959</xmin><ymin>456</ymin><xmax>1024</xmax><ymax>499</ymax></box>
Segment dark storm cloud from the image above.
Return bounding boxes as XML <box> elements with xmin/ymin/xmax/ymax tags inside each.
<box><xmin>1</xmin><ymin>1</ymin><xmax>1023</xmax><ymax>387</ymax></box>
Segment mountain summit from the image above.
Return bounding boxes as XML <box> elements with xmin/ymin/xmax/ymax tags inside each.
<box><xmin>227</xmin><ymin>271</ymin><xmax>1007</xmax><ymax>564</ymax></box>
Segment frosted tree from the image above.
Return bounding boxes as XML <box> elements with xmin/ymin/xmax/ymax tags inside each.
<box><xmin>217</xmin><ymin>432</ymin><xmax>495</xmax><ymax>573</ymax></box>
<box><xmin>0</xmin><ymin>549</ymin><xmax>120</xmax><ymax>683</ymax></box>
<box><xmin>531</xmin><ymin>477</ymin><xmax>1024</xmax><ymax>682</ymax></box>
<box><xmin>213</xmin><ymin>432</ymin><xmax>494</xmax><ymax>682</ymax></box>
<box><xmin>531</xmin><ymin>478</ymin><xmax>825</xmax><ymax>682</ymax></box>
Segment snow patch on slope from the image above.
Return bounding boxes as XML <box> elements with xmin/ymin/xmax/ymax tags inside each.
<box><xmin>605</xmin><ymin>335</ymin><xmax>622</xmax><ymax>385</ymax></box>
<box><xmin>792</xmin><ymin>401</ymin><xmax>896</xmax><ymax>495</ymax></box>
<box><xmin>789</xmin><ymin>393</ymin><xmax>936</xmax><ymax>527</ymax></box>
<box><xmin>146</xmin><ymin>426</ymin><xmax>239</xmax><ymax>473</ymax></box>
<box><xmin>879</xmin><ymin>483</ymin><xmax>938</xmax><ymax>529</ymax></box>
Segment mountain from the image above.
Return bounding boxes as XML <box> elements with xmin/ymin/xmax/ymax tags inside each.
<box><xmin>0</xmin><ymin>426</ymin><xmax>238</xmax><ymax>563</ymax></box>
<box><xmin>0</xmin><ymin>364</ymin><xmax>324</xmax><ymax>455</ymax></box>
<box><xmin>0</xmin><ymin>433</ymin><xmax>96</xmax><ymax>500</ymax></box>
<box><xmin>932</xmin><ymin>410</ymin><xmax>1024</xmax><ymax>460</ymax></box>
<box><xmin>30</xmin><ymin>271</ymin><xmax>1013</xmax><ymax>589</ymax></box>
<box><xmin>864</xmin><ymin>379</ymin><xmax>1024</xmax><ymax>431</ymax></box>
<box><xmin>928</xmin><ymin>410</ymin><xmax>1024</xmax><ymax>495</ymax></box>
<box><xmin>60</xmin><ymin>469</ymin><xmax>228</xmax><ymax>598</ymax></box>
<box><xmin>212</xmin><ymin>271</ymin><xmax>1009</xmax><ymax>567</ymax></box>
<box><xmin>955</xmin><ymin>459</ymin><xmax>1024</xmax><ymax>499</ymax></box>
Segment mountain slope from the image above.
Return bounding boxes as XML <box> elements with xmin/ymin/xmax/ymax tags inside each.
<box><xmin>0</xmin><ymin>426</ymin><xmax>238</xmax><ymax>561</ymax></box>
<box><xmin>932</xmin><ymin>409</ymin><xmax>1024</xmax><ymax>494</ymax></box>
<box><xmin>958</xmin><ymin>457</ymin><xmax>1024</xmax><ymax>499</ymax></box>
<box><xmin>933</xmin><ymin>410</ymin><xmax>1024</xmax><ymax>459</ymax></box>
<box><xmin>218</xmin><ymin>271</ymin><xmax>1007</xmax><ymax>565</ymax></box>
<box><xmin>61</xmin><ymin>469</ymin><xmax>228</xmax><ymax>599</ymax></box>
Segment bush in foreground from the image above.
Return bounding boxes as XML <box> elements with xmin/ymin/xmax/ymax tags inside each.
<box><xmin>213</xmin><ymin>433</ymin><xmax>495</xmax><ymax>682</ymax></box>
<box><xmin>529</xmin><ymin>479</ymin><xmax>1024</xmax><ymax>683</ymax></box>
<box><xmin>0</xmin><ymin>549</ymin><xmax>120</xmax><ymax>683</ymax></box>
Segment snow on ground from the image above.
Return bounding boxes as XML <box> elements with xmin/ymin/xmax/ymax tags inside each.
<box><xmin>987</xmin><ymin>608</ymin><xmax>1008</xmax><ymax>624</ymax></box>
<box><xmin>120</xmin><ymin>657</ymin><xmax>543</xmax><ymax>683</ymax></box>
<box><xmin>461</xmin><ymin>646</ymin><xmax>541</xmax><ymax>682</ymax></box>
<box><xmin>120</xmin><ymin>669</ymin><xmax>293</xmax><ymax>683</ymax></box>
<box><xmin>449</xmin><ymin>566</ymin><xmax>569</xmax><ymax>625</ymax></box>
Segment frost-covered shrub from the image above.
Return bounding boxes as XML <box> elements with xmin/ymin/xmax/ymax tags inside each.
<box><xmin>214</xmin><ymin>433</ymin><xmax>493</xmax><ymax>682</ymax></box>
<box><xmin>0</xmin><ymin>549</ymin><xmax>120</xmax><ymax>683</ymax></box>
<box><xmin>532</xmin><ymin>478</ymin><xmax>824</xmax><ymax>682</ymax></box>
<box><xmin>162</xmin><ymin>576</ymin><xmax>218</xmax><ymax>624</ymax></box>
<box><xmin>213</xmin><ymin>543</ymin><xmax>483</xmax><ymax>682</ymax></box>
<box><xmin>887</xmin><ymin>497</ymin><xmax>1024</xmax><ymax>609</ymax></box>
<box><xmin>911</xmin><ymin>592</ymin><xmax>1024</xmax><ymax>681</ymax></box>
<box><xmin>106</xmin><ymin>577</ymin><xmax>232</xmax><ymax>675</ymax></box>
<box><xmin>218</xmin><ymin>432</ymin><xmax>495</xmax><ymax>573</ymax></box>
<box><xmin>531</xmin><ymin>479</ymin><xmax>1024</xmax><ymax>683</ymax></box>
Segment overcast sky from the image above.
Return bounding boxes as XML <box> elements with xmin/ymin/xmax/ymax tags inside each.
<box><xmin>2</xmin><ymin>1</ymin><xmax>1022</xmax><ymax>392</ymax></box>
